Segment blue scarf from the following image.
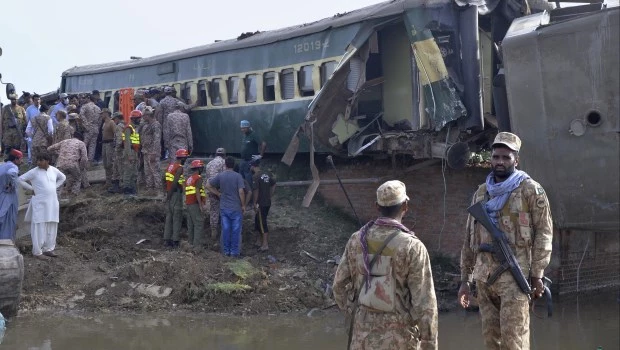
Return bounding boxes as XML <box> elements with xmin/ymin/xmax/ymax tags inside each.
<box><xmin>485</xmin><ymin>169</ymin><xmax>530</xmax><ymax>225</ymax></box>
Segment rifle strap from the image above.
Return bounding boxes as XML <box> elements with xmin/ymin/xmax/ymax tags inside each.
<box><xmin>347</xmin><ymin>230</ymin><xmax>401</xmax><ymax>350</ymax></box>
<box><xmin>487</xmin><ymin>262</ymin><xmax>510</xmax><ymax>285</ymax></box>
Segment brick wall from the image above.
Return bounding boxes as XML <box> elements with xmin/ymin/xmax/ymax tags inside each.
<box><xmin>316</xmin><ymin>160</ymin><xmax>489</xmax><ymax>257</ymax></box>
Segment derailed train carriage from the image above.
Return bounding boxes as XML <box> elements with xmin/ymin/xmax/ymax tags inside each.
<box><xmin>59</xmin><ymin>0</ymin><xmax>619</xmax><ymax>231</ymax></box>
<box><xmin>60</xmin><ymin>0</ymin><xmax>537</xmax><ymax>159</ymax></box>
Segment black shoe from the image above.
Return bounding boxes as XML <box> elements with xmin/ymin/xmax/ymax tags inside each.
<box><xmin>163</xmin><ymin>239</ymin><xmax>173</xmax><ymax>247</ymax></box>
<box><xmin>172</xmin><ymin>241</ymin><xmax>180</xmax><ymax>248</ymax></box>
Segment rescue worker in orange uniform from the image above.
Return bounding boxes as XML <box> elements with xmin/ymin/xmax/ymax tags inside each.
<box><xmin>185</xmin><ymin>159</ymin><xmax>207</xmax><ymax>248</ymax></box>
<box><xmin>121</xmin><ymin>110</ymin><xmax>142</xmax><ymax>195</ymax></box>
<box><xmin>163</xmin><ymin>149</ymin><xmax>188</xmax><ymax>248</ymax></box>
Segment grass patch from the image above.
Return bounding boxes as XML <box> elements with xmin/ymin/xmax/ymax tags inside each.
<box><xmin>225</xmin><ymin>260</ymin><xmax>258</xmax><ymax>279</ymax></box>
<box><xmin>207</xmin><ymin>282</ymin><xmax>252</xmax><ymax>294</ymax></box>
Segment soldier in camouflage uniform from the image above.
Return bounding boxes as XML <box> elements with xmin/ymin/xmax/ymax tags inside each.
<box><xmin>459</xmin><ymin>132</ymin><xmax>553</xmax><ymax>350</ymax></box>
<box><xmin>54</xmin><ymin>110</ymin><xmax>74</xmax><ymax>144</ymax></box>
<box><xmin>47</xmin><ymin>132</ymin><xmax>88</xmax><ymax>198</ymax></box>
<box><xmin>333</xmin><ymin>180</ymin><xmax>438</xmax><ymax>350</ymax></box>
<box><xmin>100</xmin><ymin>109</ymin><xmax>116</xmax><ymax>187</ymax></box>
<box><xmin>121</xmin><ymin>111</ymin><xmax>142</xmax><ymax>195</ymax></box>
<box><xmin>139</xmin><ymin>107</ymin><xmax>162</xmax><ymax>195</ymax></box>
<box><xmin>26</xmin><ymin>104</ymin><xmax>54</xmax><ymax>164</ymax></box>
<box><xmin>1</xmin><ymin>93</ymin><xmax>26</xmax><ymax>154</ymax></box>
<box><xmin>109</xmin><ymin>112</ymin><xmax>125</xmax><ymax>193</ymax></box>
<box><xmin>79</xmin><ymin>94</ymin><xmax>102</xmax><ymax>162</ymax></box>
<box><xmin>163</xmin><ymin>102</ymin><xmax>193</xmax><ymax>162</ymax></box>
<box><xmin>204</xmin><ymin>147</ymin><xmax>226</xmax><ymax>239</ymax></box>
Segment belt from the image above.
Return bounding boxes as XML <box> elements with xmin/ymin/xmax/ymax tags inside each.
<box><xmin>102</xmin><ymin>139</ymin><xmax>114</xmax><ymax>143</ymax></box>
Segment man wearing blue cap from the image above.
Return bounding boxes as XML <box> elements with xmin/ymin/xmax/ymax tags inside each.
<box><xmin>239</xmin><ymin>120</ymin><xmax>266</xmax><ymax>191</ymax></box>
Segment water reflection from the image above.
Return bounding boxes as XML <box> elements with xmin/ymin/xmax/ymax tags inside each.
<box><xmin>1</xmin><ymin>290</ymin><xmax>618</xmax><ymax>350</ymax></box>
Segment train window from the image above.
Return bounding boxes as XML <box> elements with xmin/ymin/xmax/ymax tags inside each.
<box><xmin>280</xmin><ymin>68</ymin><xmax>294</xmax><ymax>100</ymax></box>
<box><xmin>182</xmin><ymin>82</ymin><xmax>192</xmax><ymax>103</ymax></box>
<box><xmin>104</xmin><ymin>91</ymin><xmax>112</xmax><ymax>108</ymax></box>
<box><xmin>113</xmin><ymin>91</ymin><xmax>120</xmax><ymax>112</ymax></box>
<box><xmin>227</xmin><ymin>76</ymin><xmax>239</xmax><ymax>104</ymax></box>
<box><xmin>298</xmin><ymin>65</ymin><xmax>315</xmax><ymax>97</ymax></box>
<box><xmin>210</xmin><ymin>79</ymin><xmax>222</xmax><ymax>106</ymax></box>
<box><xmin>245</xmin><ymin>74</ymin><xmax>258</xmax><ymax>103</ymax></box>
<box><xmin>264</xmin><ymin>72</ymin><xmax>276</xmax><ymax>101</ymax></box>
<box><xmin>320</xmin><ymin>61</ymin><xmax>337</xmax><ymax>87</ymax></box>
<box><xmin>198</xmin><ymin>80</ymin><xmax>208</xmax><ymax>107</ymax></box>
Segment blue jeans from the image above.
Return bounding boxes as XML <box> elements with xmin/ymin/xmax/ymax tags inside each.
<box><xmin>220</xmin><ymin>208</ymin><xmax>242</xmax><ymax>256</ymax></box>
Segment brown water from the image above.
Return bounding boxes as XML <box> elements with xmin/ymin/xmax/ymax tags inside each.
<box><xmin>1</xmin><ymin>291</ymin><xmax>618</xmax><ymax>350</ymax></box>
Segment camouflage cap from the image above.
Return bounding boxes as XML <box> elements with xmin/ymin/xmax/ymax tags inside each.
<box><xmin>143</xmin><ymin>106</ymin><xmax>154</xmax><ymax>115</ymax></box>
<box><xmin>492</xmin><ymin>132</ymin><xmax>521</xmax><ymax>152</ymax></box>
<box><xmin>164</xmin><ymin>86</ymin><xmax>175</xmax><ymax>93</ymax></box>
<box><xmin>100</xmin><ymin>108</ymin><xmax>111</xmax><ymax>115</ymax></box>
<box><xmin>112</xmin><ymin>112</ymin><xmax>124</xmax><ymax>119</ymax></box>
<box><xmin>376</xmin><ymin>180</ymin><xmax>410</xmax><ymax>207</ymax></box>
<box><xmin>68</xmin><ymin>113</ymin><xmax>79</xmax><ymax>120</ymax></box>
<box><xmin>215</xmin><ymin>147</ymin><xmax>226</xmax><ymax>154</ymax></box>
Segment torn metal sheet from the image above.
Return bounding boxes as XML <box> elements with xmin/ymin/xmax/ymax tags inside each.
<box><xmin>404</xmin><ymin>9</ymin><xmax>467</xmax><ymax>131</ymax></box>
<box><xmin>332</xmin><ymin>113</ymin><xmax>361</xmax><ymax>144</ymax></box>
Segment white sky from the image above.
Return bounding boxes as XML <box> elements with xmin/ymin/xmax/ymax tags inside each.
<box><xmin>1</xmin><ymin>0</ymin><xmax>616</xmax><ymax>97</ymax></box>
<box><xmin>0</xmin><ymin>0</ymin><xmax>385</xmax><ymax>96</ymax></box>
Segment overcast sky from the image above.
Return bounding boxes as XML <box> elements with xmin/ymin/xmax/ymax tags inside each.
<box><xmin>0</xmin><ymin>0</ymin><xmax>384</xmax><ymax>96</ymax></box>
<box><xmin>1</xmin><ymin>0</ymin><xmax>616</xmax><ymax>97</ymax></box>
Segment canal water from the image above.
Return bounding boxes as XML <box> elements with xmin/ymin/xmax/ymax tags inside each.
<box><xmin>1</xmin><ymin>291</ymin><xmax>617</xmax><ymax>349</ymax></box>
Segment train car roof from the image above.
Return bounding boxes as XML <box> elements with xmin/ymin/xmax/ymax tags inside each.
<box><xmin>62</xmin><ymin>0</ymin><xmax>452</xmax><ymax>77</ymax></box>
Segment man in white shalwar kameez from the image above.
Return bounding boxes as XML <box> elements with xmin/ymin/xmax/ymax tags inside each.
<box><xmin>18</xmin><ymin>151</ymin><xmax>66</xmax><ymax>259</ymax></box>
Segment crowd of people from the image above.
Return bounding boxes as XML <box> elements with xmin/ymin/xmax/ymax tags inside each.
<box><xmin>0</xmin><ymin>86</ymin><xmax>275</xmax><ymax>259</ymax></box>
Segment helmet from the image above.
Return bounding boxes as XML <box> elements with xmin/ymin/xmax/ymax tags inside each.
<box><xmin>190</xmin><ymin>159</ymin><xmax>204</xmax><ymax>169</ymax></box>
<box><xmin>176</xmin><ymin>149</ymin><xmax>189</xmax><ymax>158</ymax></box>
<box><xmin>130</xmin><ymin>110</ymin><xmax>143</xmax><ymax>118</ymax></box>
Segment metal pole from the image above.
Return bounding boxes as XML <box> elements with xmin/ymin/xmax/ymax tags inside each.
<box><xmin>326</xmin><ymin>155</ymin><xmax>363</xmax><ymax>227</ymax></box>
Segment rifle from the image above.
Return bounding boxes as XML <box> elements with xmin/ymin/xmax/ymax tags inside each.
<box><xmin>467</xmin><ymin>201</ymin><xmax>552</xmax><ymax>317</ymax></box>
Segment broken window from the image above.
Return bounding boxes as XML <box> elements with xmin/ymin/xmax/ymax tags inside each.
<box><xmin>113</xmin><ymin>91</ymin><xmax>120</xmax><ymax>112</ymax></box>
<box><xmin>181</xmin><ymin>82</ymin><xmax>192</xmax><ymax>104</ymax></box>
<box><xmin>298</xmin><ymin>65</ymin><xmax>315</xmax><ymax>97</ymax></box>
<box><xmin>210</xmin><ymin>79</ymin><xmax>222</xmax><ymax>106</ymax></box>
<box><xmin>280</xmin><ymin>68</ymin><xmax>294</xmax><ymax>100</ymax></box>
<box><xmin>198</xmin><ymin>80</ymin><xmax>208</xmax><ymax>107</ymax></box>
<box><xmin>264</xmin><ymin>72</ymin><xmax>276</xmax><ymax>101</ymax></box>
<box><xmin>245</xmin><ymin>74</ymin><xmax>258</xmax><ymax>103</ymax></box>
<box><xmin>227</xmin><ymin>76</ymin><xmax>239</xmax><ymax>104</ymax></box>
<box><xmin>347</xmin><ymin>57</ymin><xmax>363</xmax><ymax>91</ymax></box>
<box><xmin>320</xmin><ymin>61</ymin><xmax>337</xmax><ymax>87</ymax></box>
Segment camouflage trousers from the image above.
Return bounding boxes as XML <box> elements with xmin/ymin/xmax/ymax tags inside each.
<box><xmin>58</xmin><ymin>163</ymin><xmax>82</xmax><ymax>197</ymax></box>
<box><xmin>122</xmin><ymin>152</ymin><xmax>139</xmax><ymax>191</ymax></box>
<box><xmin>186</xmin><ymin>203</ymin><xmax>204</xmax><ymax>246</ymax></box>
<box><xmin>2</xmin><ymin>131</ymin><xmax>22</xmax><ymax>153</ymax></box>
<box><xmin>208</xmin><ymin>194</ymin><xmax>221</xmax><ymax>229</ymax></box>
<box><xmin>350</xmin><ymin>308</ymin><xmax>420</xmax><ymax>350</ymax></box>
<box><xmin>164</xmin><ymin>191</ymin><xmax>183</xmax><ymax>241</ymax></box>
<box><xmin>102</xmin><ymin>142</ymin><xmax>114</xmax><ymax>184</ymax></box>
<box><xmin>112</xmin><ymin>149</ymin><xmax>123</xmax><ymax>183</ymax></box>
<box><xmin>142</xmin><ymin>152</ymin><xmax>161</xmax><ymax>190</ymax></box>
<box><xmin>477</xmin><ymin>279</ymin><xmax>530</xmax><ymax>350</ymax></box>
<box><xmin>167</xmin><ymin>141</ymin><xmax>189</xmax><ymax>163</ymax></box>
<box><xmin>84</xmin><ymin>130</ymin><xmax>98</xmax><ymax>162</ymax></box>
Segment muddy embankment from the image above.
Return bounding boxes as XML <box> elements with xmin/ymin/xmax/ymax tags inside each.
<box><xmin>15</xmin><ymin>161</ymin><xmax>461</xmax><ymax>316</ymax></box>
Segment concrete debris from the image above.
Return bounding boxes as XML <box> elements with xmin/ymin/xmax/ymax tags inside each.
<box><xmin>95</xmin><ymin>288</ymin><xmax>106</xmax><ymax>296</ymax></box>
<box><xmin>128</xmin><ymin>283</ymin><xmax>172</xmax><ymax>298</ymax></box>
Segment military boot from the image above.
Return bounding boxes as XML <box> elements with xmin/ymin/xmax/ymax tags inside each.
<box><xmin>163</xmin><ymin>239</ymin><xmax>173</xmax><ymax>247</ymax></box>
<box><xmin>108</xmin><ymin>180</ymin><xmax>120</xmax><ymax>194</ymax></box>
<box><xmin>172</xmin><ymin>241</ymin><xmax>180</xmax><ymax>248</ymax></box>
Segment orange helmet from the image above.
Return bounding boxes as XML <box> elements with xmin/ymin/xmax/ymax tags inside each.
<box><xmin>190</xmin><ymin>159</ymin><xmax>204</xmax><ymax>169</ymax></box>
<box><xmin>176</xmin><ymin>149</ymin><xmax>189</xmax><ymax>158</ymax></box>
<box><xmin>130</xmin><ymin>110</ymin><xmax>142</xmax><ymax>118</ymax></box>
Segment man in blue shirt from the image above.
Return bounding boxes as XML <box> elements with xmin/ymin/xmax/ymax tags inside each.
<box><xmin>49</xmin><ymin>93</ymin><xmax>69</xmax><ymax>126</ymax></box>
<box><xmin>25</xmin><ymin>93</ymin><xmax>41</xmax><ymax>164</ymax></box>
<box><xmin>206</xmin><ymin>157</ymin><xmax>246</xmax><ymax>257</ymax></box>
